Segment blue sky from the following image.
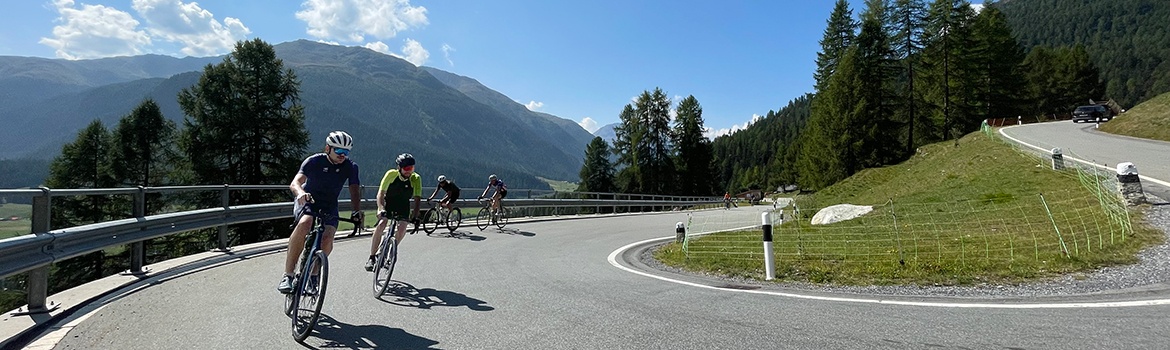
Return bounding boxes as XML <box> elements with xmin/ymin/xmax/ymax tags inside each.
<box><xmin>1</xmin><ymin>0</ymin><xmax>982</xmax><ymax>138</ymax></box>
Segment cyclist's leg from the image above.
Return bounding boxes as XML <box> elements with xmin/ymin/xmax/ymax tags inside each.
<box><xmin>491</xmin><ymin>191</ymin><xmax>502</xmax><ymax>212</ymax></box>
<box><xmin>394</xmin><ymin>217</ymin><xmax>409</xmax><ymax>242</ymax></box>
<box><xmin>321</xmin><ymin>225</ymin><xmax>339</xmax><ymax>255</ymax></box>
<box><xmin>369</xmin><ymin>217</ymin><xmax>388</xmax><ymax>256</ymax></box>
<box><xmin>284</xmin><ymin>214</ymin><xmax>315</xmax><ymax>275</ymax></box>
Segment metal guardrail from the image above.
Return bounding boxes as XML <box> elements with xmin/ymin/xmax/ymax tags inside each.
<box><xmin>0</xmin><ymin>185</ymin><xmax>719</xmax><ymax>315</ymax></box>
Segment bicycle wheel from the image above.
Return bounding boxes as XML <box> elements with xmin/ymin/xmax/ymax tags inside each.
<box><xmin>292</xmin><ymin>250</ymin><xmax>328</xmax><ymax>342</ymax></box>
<box><xmin>373</xmin><ymin>233</ymin><xmax>398</xmax><ymax>297</ymax></box>
<box><xmin>475</xmin><ymin>206</ymin><xmax>491</xmax><ymax>231</ymax></box>
<box><xmin>495</xmin><ymin>207</ymin><xmax>509</xmax><ymax>229</ymax></box>
<box><xmin>446</xmin><ymin>208</ymin><xmax>462</xmax><ymax>232</ymax></box>
<box><xmin>422</xmin><ymin>208</ymin><xmax>439</xmax><ymax>234</ymax></box>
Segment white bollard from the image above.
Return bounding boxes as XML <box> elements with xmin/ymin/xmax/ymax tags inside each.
<box><xmin>762</xmin><ymin>212</ymin><xmax>775</xmax><ymax>280</ymax></box>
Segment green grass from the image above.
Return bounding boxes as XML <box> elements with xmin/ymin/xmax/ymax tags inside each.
<box><xmin>1099</xmin><ymin>91</ymin><xmax>1170</xmax><ymax>142</ymax></box>
<box><xmin>656</xmin><ymin>132</ymin><xmax>1162</xmax><ymax>286</ymax></box>
<box><xmin>538</xmin><ymin>177</ymin><xmax>579</xmax><ymax>192</ymax></box>
<box><xmin>0</xmin><ymin>204</ymin><xmax>32</xmax><ymax>240</ymax></box>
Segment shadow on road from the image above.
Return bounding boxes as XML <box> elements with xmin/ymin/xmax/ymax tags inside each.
<box><xmin>306</xmin><ymin>314</ymin><xmax>440</xmax><ymax>349</ymax></box>
<box><xmin>377</xmin><ymin>281</ymin><xmax>494</xmax><ymax>311</ymax></box>
<box><xmin>424</xmin><ymin>230</ymin><xmax>486</xmax><ymax>241</ymax></box>
<box><xmin>495</xmin><ymin>228</ymin><xmax>535</xmax><ymax>237</ymax></box>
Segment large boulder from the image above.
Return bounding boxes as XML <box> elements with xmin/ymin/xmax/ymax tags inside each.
<box><xmin>810</xmin><ymin>204</ymin><xmax>873</xmax><ymax>225</ymax></box>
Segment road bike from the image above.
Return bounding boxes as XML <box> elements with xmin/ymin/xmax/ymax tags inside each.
<box><xmin>475</xmin><ymin>198</ymin><xmax>509</xmax><ymax>230</ymax></box>
<box><xmin>421</xmin><ymin>199</ymin><xmax>463</xmax><ymax>234</ymax></box>
<box><xmin>371</xmin><ymin>213</ymin><xmax>421</xmax><ymax>297</ymax></box>
<box><xmin>284</xmin><ymin>205</ymin><xmax>360</xmax><ymax>342</ymax></box>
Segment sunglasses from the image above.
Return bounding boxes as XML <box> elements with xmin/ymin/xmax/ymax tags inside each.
<box><xmin>400</xmin><ymin>165</ymin><xmax>415</xmax><ymax>172</ymax></box>
<box><xmin>332</xmin><ymin>147</ymin><xmax>350</xmax><ymax>156</ymax></box>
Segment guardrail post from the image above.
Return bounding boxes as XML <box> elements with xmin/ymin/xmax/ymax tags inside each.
<box><xmin>1051</xmin><ymin>148</ymin><xmax>1064</xmax><ymax>170</ymax></box>
<box><xmin>122</xmin><ymin>186</ymin><xmax>149</xmax><ymax>276</ymax></box>
<box><xmin>13</xmin><ymin>187</ymin><xmax>59</xmax><ymax>315</ymax></box>
<box><xmin>762</xmin><ymin>212</ymin><xmax>775</xmax><ymax>281</ymax></box>
<box><xmin>675</xmin><ymin>222</ymin><xmax>685</xmax><ymax>243</ymax></box>
<box><xmin>1116</xmin><ymin>162</ymin><xmax>1145</xmax><ymax>206</ymax></box>
<box><xmin>216</xmin><ymin>184</ymin><xmax>231</xmax><ymax>251</ymax></box>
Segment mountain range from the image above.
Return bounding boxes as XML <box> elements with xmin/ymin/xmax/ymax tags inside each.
<box><xmin>0</xmin><ymin>40</ymin><xmax>596</xmax><ymax>189</ymax></box>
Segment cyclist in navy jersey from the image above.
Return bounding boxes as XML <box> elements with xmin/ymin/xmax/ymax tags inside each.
<box><xmin>277</xmin><ymin>131</ymin><xmax>364</xmax><ymax>294</ymax></box>
<box><xmin>477</xmin><ymin>174</ymin><xmax>507</xmax><ymax>216</ymax></box>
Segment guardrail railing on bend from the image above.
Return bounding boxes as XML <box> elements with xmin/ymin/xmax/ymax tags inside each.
<box><xmin>0</xmin><ymin>185</ymin><xmax>720</xmax><ymax>315</ymax></box>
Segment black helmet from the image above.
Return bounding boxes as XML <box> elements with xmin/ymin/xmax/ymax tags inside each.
<box><xmin>396</xmin><ymin>153</ymin><xmax>415</xmax><ymax>167</ymax></box>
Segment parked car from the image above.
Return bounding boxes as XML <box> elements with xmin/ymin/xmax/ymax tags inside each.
<box><xmin>1071</xmin><ymin>105</ymin><xmax>1110</xmax><ymax>123</ymax></box>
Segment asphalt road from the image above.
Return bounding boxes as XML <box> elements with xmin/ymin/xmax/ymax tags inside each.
<box><xmin>1000</xmin><ymin>121</ymin><xmax>1170</xmax><ymax>201</ymax></box>
<box><xmin>35</xmin><ymin>204</ymin><xmax>1170</xmax><ymax>350</ymax></box>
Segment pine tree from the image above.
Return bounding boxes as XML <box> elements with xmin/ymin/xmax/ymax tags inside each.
<box><xmin>970</xmin><ymin>3</ymin><xmax>1027</xmax><ymax>122</ymax></box>
<box><xmin>612</xmin><ymin>104</ymin><xmax>642</xmax><ymax>193</ymax></box>
<box><xmin>889</xmin><ymin>0</ymin><xmax>928</xmax><ymax>152</ymax></box>
<box><xmin>814</xmin><ymin>0</ymin><xmax>858</xmax><ymax>92</ymax></box>
<box><xmin>577</xmin><ymin>137</ymin><xmax>615</xmax><ymax>193</ymax></box>
<box><xmin>177</xmin><ymin>38</ymin><xmax>310</xmax><ymax>243</ymax></box>
<box><xmin>800</xmin><ymin>48</ymin><xmax>862</xmax><ymax>189</ymax></box>
<box><xmin>672</xmin><ymin>95</ymin><xmax>715</xmax><ymax>196</ymax></box>
<box><xmin>44</xmin><ymin>120</ymin><xmax>117</xmax><ymax>290</ymax></box>
<box><xmin>639</xmin><ymin>88</ymin><xmax>675</xmax><ymax>195</ymax></box>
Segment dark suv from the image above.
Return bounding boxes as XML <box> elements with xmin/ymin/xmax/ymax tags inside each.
<box><xmin>1072</xmin><ymin>105</ymin><xmax>1110</xmax><ymax>123</ymax></box>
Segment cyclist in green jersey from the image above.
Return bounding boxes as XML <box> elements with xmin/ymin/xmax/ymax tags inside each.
<box><xmin>365</xmin><ymin>153</ymin><xmax>423</xmax><ymax>272</ymax></box>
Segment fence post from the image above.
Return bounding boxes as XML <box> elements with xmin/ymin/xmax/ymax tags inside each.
<box><xmin>122</xmin><ymin>186</ymin><xmax>149</xmax><ymax>276</ymax></box>
<box><xmin>762</xmin><ymin>212</ymin><xmax>775</xmax><ymax>280</ymax></box>
<box><xmin>13</xmin><ymin>187</ymin><xmax>59</xmax><ymax>315</ymax></box>
<box><xmin>675</xmin><ymin>221</ymin><xmax>685</xmax><ymax>243</ymax></box>
<box><xmin>217</xmin><ymin>184</ymin><xmax>231</xmax><ymax>251</ymax></box>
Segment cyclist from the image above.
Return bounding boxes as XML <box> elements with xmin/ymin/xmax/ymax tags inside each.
<box><xmin>365</xmin><ymin>153</ymin><xmax>423</xmax><ymax>271</ymax></box>
<box><xmin>477</xmin><ymin>174</ymin><xmax>507</xmax><ymax>217</ymax></box>
<box><xmin>724</xmin><ymin>192</ymin><xmax>731</xmax><ymax>210</ymax></box>
<box><xmin>426</xmin><ymin>175</ymin><xmax>461</xmax><ymax>211</ymax></box>
<box><xmin>278</xmin><ymin>131</ymin><xmax>363</xmax><ymax>294</ymax></box>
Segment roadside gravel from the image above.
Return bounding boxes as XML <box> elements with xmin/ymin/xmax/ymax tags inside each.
<box><xmin>642</xmin><ymin>195</ymin><xmax>1170</xmax><ymax>298</ymax></box>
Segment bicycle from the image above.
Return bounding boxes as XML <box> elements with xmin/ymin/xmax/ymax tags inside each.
<box><xmin>284</xmin><ymin>205</ymin><xmax>361</xmax><ymax>342</ymax></box>
<box><xmin>475</xmin><ymin>198</ymin><xmax>509</xmax><ymax>231</ymax></box>
<box><xmin>371</xmin><ymin>213</ymin><xmax>421</xmax><ymax>297</ymax></box>
<box><xmin>421</xmin><ymin>199</ymin><xmax>463</xmax><ymax>234</ymax></box>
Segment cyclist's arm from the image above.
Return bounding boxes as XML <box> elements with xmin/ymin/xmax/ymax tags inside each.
<box><xmin>347</xmin><ymin>162</ymin><xmax>362</xmax><ymax>213</ymax></box>
<box><xmin>427</xmin><ymin>186</ymin><xmax>440</xmax><ymax>201</ymax></box>
<box><xmin>411</xmin><ymin>174</ymin><xmax>423</xmax><ymax>219</ymax></box>
<box><xmin>479</xmin><ymin>185</ymin><xmax>490</xmax><ymax>199</ymax></box>
<box><xmin>290</xmin><ymin>173</ymin><xmax>310</xmax><ymax>203</ymax></box>
<box><xmin>377</xmin><ymin>169</ymin><xmax>394</xmax><ymax>215</ymax></box>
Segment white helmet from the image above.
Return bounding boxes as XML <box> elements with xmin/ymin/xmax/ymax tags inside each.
<box><xmin>325</xmin><ymin>131</ymin><xmax>353</xmax><ymax>149</ymax></box>
<box><xmin>437</xmin><ymin>175</ymin><xmax>447</xmax><ymax>183</ymax></box>
<box><xmin>488</xmin><ymin>174</ymin><xmax>497</xmax><ymax>181</ymax></box>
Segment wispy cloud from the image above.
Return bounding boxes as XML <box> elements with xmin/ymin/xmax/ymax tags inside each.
<box><xmin>525</xmin><ymin>101</ymin><xmax>544</xmax><ymax>111</ymax></box>
<box><xmin>441</xmin><ymin>43</ymin><xmax>455</xmax><ymax>66</ymax></box>
<box><xmin>364</xmin><ymin>41</ymin><xmax>390</xmax><ymax>54</ymax></box>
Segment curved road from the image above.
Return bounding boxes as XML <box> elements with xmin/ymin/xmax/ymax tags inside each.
<box><xmin>26</xmin><ymin>204</ymin><xmax>1170</xmax><ymax>350</ymax></box>
<box><xmin>1001</xmin><ymin>121</ymin><xmax>1170</xmax><ymax>200</ymax></box>
<box><xmin>15</xmin><ymin>121</ymin><xmax>1170</xmax><ymax>349</ymax></box>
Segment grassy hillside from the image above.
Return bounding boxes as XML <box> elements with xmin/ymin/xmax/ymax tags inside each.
<box><xmin>659</xmin><ymin>131</ymin><xmax>1162</xmax><ymax>285</ymax></box>
<box><xmin>1098</xmin><ymin>92</ymin><xmax>1170</xmax><ymax>142</ymax></box>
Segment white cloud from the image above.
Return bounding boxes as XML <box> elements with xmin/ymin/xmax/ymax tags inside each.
<box><xmin>441</xmin><ymin>43</ymin><xmax>455</xmax><ymax>66</ymax></box>
<box><xmin>388</xmin><ymin>38</ymin><xmax>428</xmax><ymax>66</ymax></box>
<box><xmin>971</xmin><ymin>3</ymin><xmax>984</xmax><ymax>13</ymax></box>
<box><xmin>40</xmin><ymin>0</ymin><xmax>152</xmax><ymax>59</ymax></box>
<box><xmin>525</xmin><ymin>101</ymin><xmax>544</xmax><ymax>111</ymax></box>
<box><xmin>131</xmin><ymin>0</ymin><xmax>250</xmax><ymax>57</ymax></box>
<box><xmin>296</xmin><ymin>0</ymin><xmax>428</xmax><ymax>43</ymax></box>
<box><xmin>364</xmin><ymin>41</ymin><xmax>391</xmax><ymax>54</ymax></box>
<box><xmin>578</xmin><ymin>117</ymin><xmax>600</xmax><ymax>133</ymax></box>
<box><xmin>705</xmin><ymin>114</ymin><xmax>763</xmax><ymax>139</ymax></box>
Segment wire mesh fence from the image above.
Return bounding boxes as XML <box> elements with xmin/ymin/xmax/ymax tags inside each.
<box><xmin>677</xmin><ymin>125</ymin><xmax>1141</xmax><ymax>280</ymax></box>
